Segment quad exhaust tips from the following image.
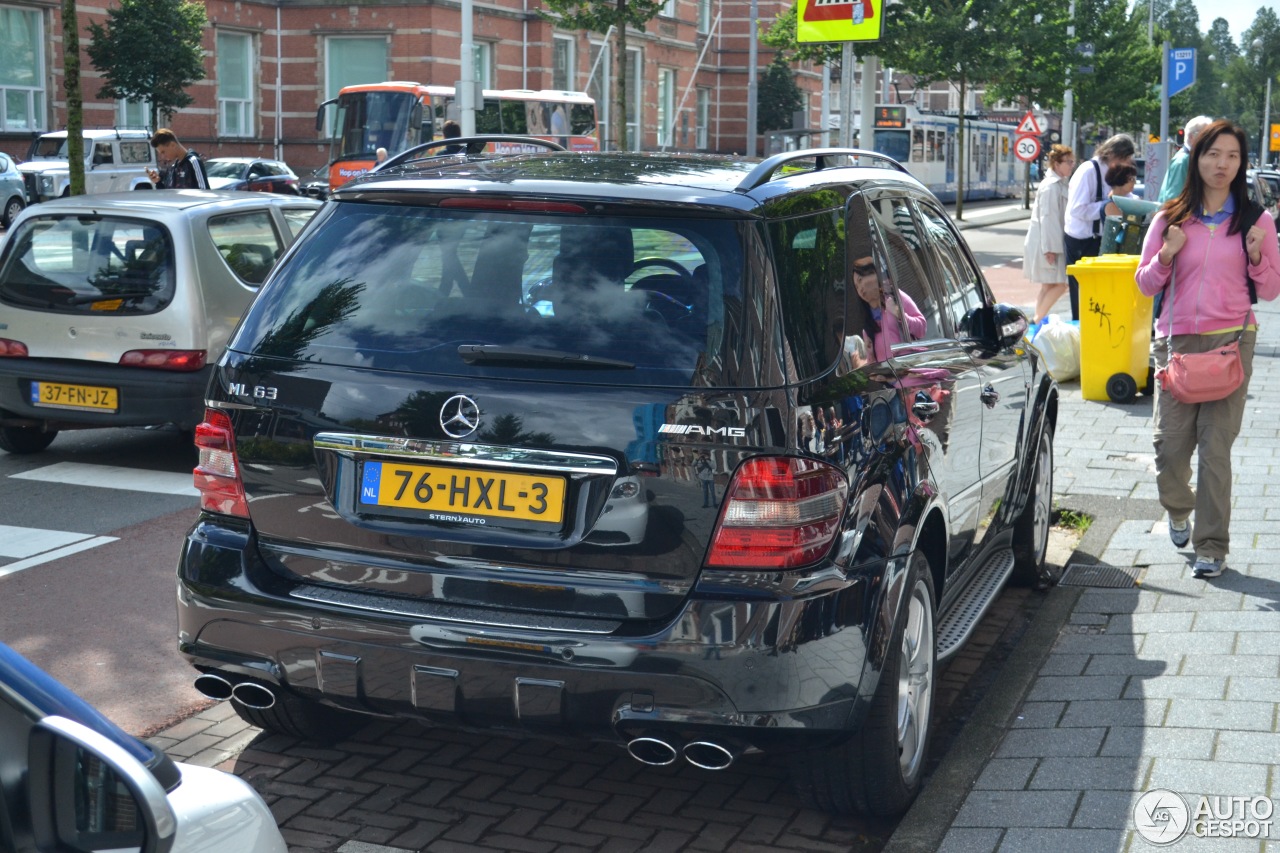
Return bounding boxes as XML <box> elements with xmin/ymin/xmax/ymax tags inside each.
<box><xmin>193</xmin><ymin>673</ymin><xmax>277</xmax><ymax>709</ymax></box>
<box><xmin>625</xmin><ymin>735</ymin><xmax>739</xmax><ymax>770</ymax></box>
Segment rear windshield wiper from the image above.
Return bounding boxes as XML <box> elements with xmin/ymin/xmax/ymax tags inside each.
<box><xmin>457</xmin><ymin>344</ymin><xmax>635</xmax><ymax>369</ymax></box>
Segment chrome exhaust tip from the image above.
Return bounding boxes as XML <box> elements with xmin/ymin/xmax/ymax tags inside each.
<box><xmin>193</xmin><ymin>673</ymin><xmax>234</xmax><ymax>701</ymax></box>
<box><xmin>626</xmin><ymin>735</ymin><xmax>680</xmax><ymax>766</ymax></box>
<box><xmin>683</xmin><ymin>740</ymin><xmax>737</xmax><ymax>770</ymax></box>
<box><xmin>231</xmin><ymin>681</ymin><xmax>277</xmax><ymax>710</ymax></box>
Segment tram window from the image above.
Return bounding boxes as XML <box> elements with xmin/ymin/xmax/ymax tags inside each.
<box><xmin>912</xmin><ymin>128</ymin><xmax>924</xmax><ymax>162</ymax></box>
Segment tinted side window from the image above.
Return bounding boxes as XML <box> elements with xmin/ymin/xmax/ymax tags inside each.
<box><xmin>282</xmin><ymin>207</ymin><xmax>317</xmax><ymax>239</ymax></box>
<box><xmin>916</xmin><ymin>200</ymin><xmax>985</xmax><ymax>337</ymax></box>
<box><xmin>865</xmin><ymin>194</ymin><xmax>944</xmax><ymax>345</ymax></box>
<box><xmin>208</xmin><ymin>211</ymin><xmax>285</xmax><ymax>286</ymax></box>
<box><xmin>767</xmin><ymin>208</ymin><xmax>846</xmax><ymax>379</ymax></box>
<box><xmin>118</xmin><ymin>141</ymin><xmax>152</xmax><ymax>165</ymax></box>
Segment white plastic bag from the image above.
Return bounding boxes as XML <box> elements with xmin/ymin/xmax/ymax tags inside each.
<box><xmin>1029</xmin><ymin>315</ymin><xmax>1080</xmax><ymax>381</ymax></box>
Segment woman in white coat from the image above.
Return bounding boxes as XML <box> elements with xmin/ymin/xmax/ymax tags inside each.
<box><xmin>1023</xmin><ymin>144</ymin><xmax>1076</xmax><ymax>322</ymax></box>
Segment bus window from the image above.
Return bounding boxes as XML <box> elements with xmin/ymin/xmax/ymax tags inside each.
<box><xmin>476</xmin><ymin>99</ymin><xmax>503</xmax><ymax>133</ymax></box>
<box><xmin>501</xmin><ymin>100</ymin><xmax>527</xmax><ymax>134</ymax></box>
<box><xmin>570</xmin><ymin>103</ymin><xmax>596</xmax><ymax>137</ymax></box>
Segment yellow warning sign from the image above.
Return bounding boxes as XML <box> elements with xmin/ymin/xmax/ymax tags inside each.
<box><xmin>1271</xmin><ymin>123</ymin><xmax>1280</xmax><ymax>152</ymax></box>
<box><xmin>796</xmin><ymin>0</ymin><xmax>885</xmax><ymax>43</ymax></box>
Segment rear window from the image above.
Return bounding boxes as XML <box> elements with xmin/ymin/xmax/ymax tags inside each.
<box><xmin>0</xmin><ymin>215</ymin><xmax>175</xmax><ymax>315</ymax></box>
<box><xmin>233</xmin><ymin>201</ymin><xmax>758</xmax><ymax>386</ymax></box>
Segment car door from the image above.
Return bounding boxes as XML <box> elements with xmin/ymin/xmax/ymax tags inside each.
<box><xmin>861</xmin><ymin>189</ymin><xmax>985</xmax><ymax>576</ymax></box>
<box><xmin>915</xmin><ymin>198</ymin><xmax>1028</xmax><ymax>557</ymax></box>
<box><xmin>89</xmin><ymin>141</ymin><xmax>119</xmax><ymax>193</ymax></box>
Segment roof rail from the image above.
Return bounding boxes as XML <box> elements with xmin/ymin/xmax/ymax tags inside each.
<box><xmin>734</xmin><ymin>148</ymin><xmax>909</xmax><ymax>193</ymax></box>
<box><xmin>374</xmin><ymin>135</ymin><xmax>567</xmax><ymax>173</ymax></box>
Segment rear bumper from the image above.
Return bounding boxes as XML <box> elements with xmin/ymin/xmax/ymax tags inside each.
<box><xmin>0</xmin><ymin>359</ymin><xmax>211</xmax><ymax>430</ymax></box>
<box><xmin>177</xmin><ymin>517</ymin><xmax>882</xmax><ymax>751</ymax></box>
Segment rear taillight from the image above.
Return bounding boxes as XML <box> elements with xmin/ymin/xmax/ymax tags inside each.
<box><xmin>119</xmin><ymin>350</ymin><xmax>206</xmax><ymax>371</ymax></box>
<box><xmin>705</xmin><ymin>456</ymin><xmax>849</xmax><ymax>570</ymax></box>
<box><xmin>0</xmin><ymin>338</ymin><xmax>29</xmax><ymax>357</ymax></box>
<box><xmin>193</xmin><ymin>408</ymin><xmax>248</xmax><ymax>517</ymax></box>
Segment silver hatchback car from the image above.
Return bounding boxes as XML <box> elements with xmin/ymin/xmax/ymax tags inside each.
<box><xmin>0</xmin><ymin>190</ymin><xmax>320</xmax><ymax>453</ymax></box>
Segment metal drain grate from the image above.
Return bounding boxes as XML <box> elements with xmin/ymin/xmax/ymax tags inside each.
<box><xmin>1058</xmin><ymin>563</ymin><xmax>1142</xmax><ymax>588</ymax></box>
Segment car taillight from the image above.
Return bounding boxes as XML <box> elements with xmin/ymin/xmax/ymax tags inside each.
<box><xmin>705</xmin><ymin>456</ymin><xmax>849</xmax><ymax>570</ymax></box>
<box><xmin>119</xmin><ymin>350</ymin><xmax>206</xmax><ymax>371</ymax></box>
<box><xmin>193</xmin><ymin>408</ymin><xmax>248</xmax><ymax>517</ymax></box>
<box><xmin>0</xmin><ymin>338</ymin><xmax>29</xmax><ymax>357</ymax></box>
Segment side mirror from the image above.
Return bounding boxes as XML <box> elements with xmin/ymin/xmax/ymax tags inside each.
<box><xmin>27</xmin><ymin>716</ymin><xmax>176</xmax><ymax>853</ymax></box>
<box><xmin>990</xmin><ymin>303</ymin><xmax>1029</xmax><ymax>350</ymax></box>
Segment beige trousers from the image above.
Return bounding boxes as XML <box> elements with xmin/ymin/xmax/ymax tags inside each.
<box><xmin>1152</xmin><ymin>330</ymin><xmax>1255</xmax><ymax>561</ymax></box>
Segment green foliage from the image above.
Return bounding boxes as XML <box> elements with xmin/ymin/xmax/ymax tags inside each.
<box><xmin>1063</xmin><ymin>0</ymin><xmax>1159</xmax><ymax>149</ymax></box>
<box><xmin>86</xmin><ymin>0</ymin><xmax>207</xmax><ymax>129</ymax></box>
<box><xmin>1052</xmin><ymin>506</ymin><xmax>1092</xmax><ymax>533</ymax></box>
<box><xmin>541</xmin><ymin>0</ymin><xmax>667</xmax><ymax>149</ymax></box>
<box><xmin>758</xmin><ymin>55</ymin><xmax>804</xmax><ymax>132</ymax></box>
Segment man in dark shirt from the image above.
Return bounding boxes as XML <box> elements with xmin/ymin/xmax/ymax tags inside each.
<box><xmin>146</xmin><ymin>128</ymin><xmax>209</xmax><ymax>189</ymax></box>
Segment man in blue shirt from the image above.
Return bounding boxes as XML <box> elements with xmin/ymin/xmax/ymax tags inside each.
<box><xmin>1158</xmin><ymin>115</ymin><xmax>1213</xmax><ymax>202</ymax></box>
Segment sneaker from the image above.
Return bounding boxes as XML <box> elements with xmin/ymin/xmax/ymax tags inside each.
<box><xmin>1168</xmin><ymin>518</ymin><xmax>1191</xmax><ymax>548</ymax></box>
<box><xmin>1192</xmin><ymin>556</ymin><xmax>1226</xmax><ymax>579</ymax></box>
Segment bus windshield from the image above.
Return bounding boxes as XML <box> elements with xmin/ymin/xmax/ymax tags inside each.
<box><xmin>335</xmin><ymin>90</ymin><xmax>421</xmax><ymax>160</ymax></box>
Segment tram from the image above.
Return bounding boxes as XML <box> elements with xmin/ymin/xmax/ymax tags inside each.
<box><xmin>867</xmin><ymin>105</ymin><xmax>1021</xmax><ymax>202</ymax></box>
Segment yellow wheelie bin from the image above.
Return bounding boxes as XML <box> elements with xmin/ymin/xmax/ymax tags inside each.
<box><xmin>1065</xmin><ymin>254</ymin><xmax>1153</xmax><ymax>403</ymax></box>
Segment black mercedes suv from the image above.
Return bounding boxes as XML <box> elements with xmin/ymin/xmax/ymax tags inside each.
<box><xmin>177</xmin><ymin>144</ymin><xmax>1057</xmax><ymax>817</ymax></box>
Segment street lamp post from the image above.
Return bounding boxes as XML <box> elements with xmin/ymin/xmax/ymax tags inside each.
<box><xmin>1254</xmin><ymin>39</ymin><xmax>1272</xmax><ymax>167</ymax></box>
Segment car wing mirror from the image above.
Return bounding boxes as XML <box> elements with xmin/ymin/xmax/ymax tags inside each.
<box><xmin>26</xmin><ymin>715</ymin><xmax>177</xmax><ymax>853</ymax></box>
<box><xmin>983</xmin><ymin>303</ymin><xmax>1028</xmax><ymax>350</ymax></box>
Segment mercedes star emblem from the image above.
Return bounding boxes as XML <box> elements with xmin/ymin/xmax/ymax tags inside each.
<box><xmin>439</xmin><ymin>394</ymin><xmax>481</xmax><ymax>439</ymax></box>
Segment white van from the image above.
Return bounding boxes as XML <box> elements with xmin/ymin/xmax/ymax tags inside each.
<box><xmin>18</xmin><ymin>128</ymin><xmax>157</xmax><ymax>203</ymax></box>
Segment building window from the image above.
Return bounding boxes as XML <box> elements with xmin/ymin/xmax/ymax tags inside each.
<box><xmin>217</xmin><ymin>31</ymin><xmax>254</xmax><ymax>138</ymax></box>
<box><xmin>117</xmin><ymin>98</ymin><xmax>150</xmax><ymax>129</ymax></box>
<box><xmin>696</xmin><ymin>87</ymin><xmax>709</xmax><ymax>150</ymax></box>
<box><xmin>0</xmin><ymin>5</ymin><xmax>45</xmax><ymax>131</ymax></box>
<box><xmin>325</xmin><ymin>37</ymin><xmax>388</xmax><ymax>100</ymax></box>
<box><xmin>473</xmin><ymin>42</ymin><xmax>493</xmax><ymax>89</ymax></box>
<box><xmin>697</xmin><ymin>0</ymin><xmax>712</xmax><ymax>33</ymax></box>
<box><xmin>661</xmin><ymin>0</ymin><xmax>677</xmax><ymax>17</ymax></box>
<box><xmin>657</xmin><ymin>68</ymin><xmax>675</xmax><ymax>149</ymax></box>
<box><xmin>588</xmin><ymin>41</ymin><xmax>609</xmax><ymax>150</ymax></box>
<box><xmin>625</xmin><ymin>47</ymin><xmax>641</xmax><ymax>151</ymax></box>
<box><xmin>553</xmin><ymin>35</ymin><xmax>575</xmax><ymax>90</ymax></box>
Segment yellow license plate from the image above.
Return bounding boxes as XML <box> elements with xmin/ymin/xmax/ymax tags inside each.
<box><xmin>31</xmin><ymin>381</ymin><xmax>119</xmax><ymax>412</ymax></box>
<box><xmin>359</xmin><ymin>461</ymin><xmax>565</xmax><ymax>524</ymax></box>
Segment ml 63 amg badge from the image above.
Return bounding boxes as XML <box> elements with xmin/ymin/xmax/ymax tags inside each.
<box><xmin>658</xmin><ymin>423</ymin><xmax>746</xmax><ymax>438</ymax></box>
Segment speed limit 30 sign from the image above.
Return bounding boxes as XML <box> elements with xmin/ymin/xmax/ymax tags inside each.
<box><xmin>1015</xmin><ymin>135</ymin><xmax>1041</xmax><ymax>163</ymax></box>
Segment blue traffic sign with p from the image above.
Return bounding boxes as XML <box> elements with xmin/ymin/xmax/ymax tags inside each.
<box><xmin>1169</xmin><ymin>48</ymin><xmax>1196</xmax><ymax>97</ymax></box>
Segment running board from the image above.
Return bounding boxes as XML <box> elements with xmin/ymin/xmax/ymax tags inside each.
<box><xmin>935</xmin><ymin>549</ymin><xmax>1016</xmax><ymax>662</ymax></box>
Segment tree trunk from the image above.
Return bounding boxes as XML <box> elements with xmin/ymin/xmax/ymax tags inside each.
<box><xmin>614</xmin><ymin>2</ymin><xmax>628</xmax><ymax>151</ymax></box>
<box><xmin>955</xmin><ymin>74</ymin><xmax>966</xmax><ymax>221</ymax></box>
<box><xmin>63</xmin><ymin>0</ymin><xmax>84</xmax><ymax>196</ymax></box>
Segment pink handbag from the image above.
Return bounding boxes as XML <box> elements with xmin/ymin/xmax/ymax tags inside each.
<box><xmin>1156</xmin><ymin>340</ymin><xmax>1244</xmax><ymax>403</ymax></box>
<box><xmin>1155</xmin><ymin>259</ymin><xmax>1247</xmax><ymax>404</ymax></box>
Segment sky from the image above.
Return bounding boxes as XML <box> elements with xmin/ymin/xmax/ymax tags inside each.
<box><xmin>1191</xmin><ymin>0</ymin><xmax>1278</xmax><ymax>40</ymax></box>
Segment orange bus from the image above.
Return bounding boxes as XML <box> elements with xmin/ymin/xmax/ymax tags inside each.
<box><xmin>316</xmin><ymin>82</ymin><xmax>599</xmax><ymax>189</ymax></box>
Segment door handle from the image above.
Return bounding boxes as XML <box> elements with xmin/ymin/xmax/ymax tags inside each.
<box><xmin>911</xmin><ymin>391</ymin><xmax>940</xmax><ymax>422</ymax></box>
<box><xmin>981</xmin><ymin>384</ymin><xmax>999</xmax><ymax>408</ymax></box>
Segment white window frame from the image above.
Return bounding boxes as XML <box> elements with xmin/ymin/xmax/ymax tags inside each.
<box><xmin>661</xmin><ymin>0</ymin><xmax>677</xmax><ymax>18</ymax></box>
<box><xmin>0</xmin><ymin>5</ymin><xmax>46</xmax><ymax>132</ymax></box>
<box><xmin>697</xmin><ymin>0</ymin><xmax>712</xmax><ymax>34</ymax></box>
<box><xmin>217</xmin><ymin>30</ymin><xmax>254</xmax><ymax>138</ymax></box>
<box><xmin>696</xmin><ymin>87</ymin><xmax>710</xmax><ymax>150</ymax></box>
<box><xmin>117</xmin><ymin>98</ymin><xmax>150</xmax><ymax>130</ymax></box>
<box><xmin>657</xmin><ymin>68</ymin><xmax>675</xmax><ymax>149</ymax></box>
<box><xmin>625</xmin><ymin>46</ymin><xmax>642</xmax><ymax>151</ymax></box>
<box><xmin>325</xmin><ymin>37</ymin><xmax>389</xmax><ymax>100</ymax></box>
<box><xmin>588</xmin><ymin>40</ymin><xmax>610</xmax><ymax>150</ymax></box>
<box><xmin>553</xmin><ymin>35</ymin><xmax>575</xmax><ymax>91</ymax></box>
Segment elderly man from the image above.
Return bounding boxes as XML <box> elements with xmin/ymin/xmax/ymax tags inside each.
<box><xmin>1157</xmin><ymin>115</ymin><xmax>1214</xmax><ymax>202</ymax></box>
<box><xmin>1063</xmin><ymin>133</ymin><xmax>1137</xmax><ymax>320</ymax></box>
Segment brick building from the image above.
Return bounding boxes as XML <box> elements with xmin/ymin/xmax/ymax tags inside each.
<box><xmin>0</xmin><ymin>0</ymin><xmax>826</xmax><ymax>171</ymax></box>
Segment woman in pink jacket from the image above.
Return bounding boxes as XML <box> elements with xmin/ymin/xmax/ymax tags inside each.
<box><xmin>1135</xmin><ymin>119</ymin><xmax>1280</xmax><ymax>579</ymax></box>
<box><xmin>852</xmin><ymin>254</ymin><xmax>927</xmax><ymax>363</ymax></box>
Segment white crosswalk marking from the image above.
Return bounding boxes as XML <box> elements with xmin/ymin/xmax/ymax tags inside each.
<box><xmin>10</xmin><ymin>462</ymin><xmax>197</xmax><ymax>496</ymax></box>
<box><xmin>0</xmin><ymin>528</ymin><xmax>118</xmax><ymax>579</ymax></box>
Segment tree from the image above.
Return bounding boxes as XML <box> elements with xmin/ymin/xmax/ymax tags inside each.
<box><xmin>63</xmin><ymin>0</ymin><xmax>85</xmax><ymax>196</ymax></box>
<box><xmin>541</xmin><ymin>0</ymin><xmax>667</xmax><ymax>151</ymax></box>
<box><xmin>86</xmin><ymin>0</ymin><xmax>207</xmax><ymax>130</ymax></box>
<box><xmin>758</xmin><ymin>55</ymin><xmax>804</xmax><ymax>133</ymax></box>
<box><xmin>1064</xmin><ymin>0</ymin><xmax>1157</xmax><ymax>154</ymax></box>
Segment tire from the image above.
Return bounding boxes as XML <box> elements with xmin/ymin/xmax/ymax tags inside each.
<box><xmin>0</xmin><ymin>425</ymin><xmax>58</xmax><ymax>454</ymax></box>
<box><xmin>1010</xmin><ymin>426</ymin><xmax>1054</xmax><ymax>586</ymax></box>
<box><xmin>2</xmin><ymin>195</ymin><xmax>23</xmax><ymax>228</ymax></box>
<box><xmin>231</xmin><ymin>689</ymin><xmax>368</xmax><ymax>743</ymax></box>
<box><xmin>1106</xmin><ymin>372</ymin><xmax>1138</xmax><ymax>403</ymax></box>
<box><xmin>789</xmin><ymin>550</ymin><xmax>936</xmax><ymax>817</ymax></box>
